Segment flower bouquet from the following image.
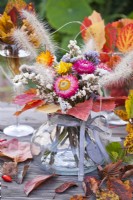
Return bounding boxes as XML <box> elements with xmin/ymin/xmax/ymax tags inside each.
<box><xmin>11</xmin><ymin>7</ymin><xmax>122</xmax><ymax>181</ymax></box>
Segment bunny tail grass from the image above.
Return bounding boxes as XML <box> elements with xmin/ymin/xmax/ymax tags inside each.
<box><xmin>22</xmin><ymin>10</ymin><xmax>56</xmax><ymax>54</ymax></box>
<box><xmin>12</xmin><ymin>29</ymin><xmax>37</xmax><ymax>58</ymax></box>
<box><xmin>99</xmin><ymin>51</ymin><xmax>133</xmax><ymax>87</ymax></box>
<box><xmin>82</xmin><ymin>38</ymin><xmax>97</xmax><ymax>53</ymax></box>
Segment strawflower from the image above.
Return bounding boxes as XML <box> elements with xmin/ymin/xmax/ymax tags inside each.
<box><xmin>55</xmin><ymin>61</ymin><xmax>72</xmax><ymax>74</ymax></box>
<box><xmin>36</xmin><ymin>51</ymin><xmax>54</xmax><ymax>67</ymax></box>
<box><xmin>54</xmin><ymin>75</ymin><xmax>78</xmax><ymax>99</ymax></box>
<box><xmin>73</xmin><ymin>60</ymin><xmax>96</xmax><ymax>74</ymax></box>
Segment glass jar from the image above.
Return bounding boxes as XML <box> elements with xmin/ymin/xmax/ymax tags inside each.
<box><xmin>31</xmin><ymin>114</ymin><xmax>110</xmax><ymax>178</ymax></box>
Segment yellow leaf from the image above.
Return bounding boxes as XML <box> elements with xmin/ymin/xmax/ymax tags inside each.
<box><xmin>85</xmin><ymin>20</ymin><xmax>106</xmax><ymax>52</ymax></box>
<box><xmin>114</xmin><ymin>109</ymin><xmax>128</xmax><ymax>121</ymax></box>
<box><xmin>89</xmin><ymin>10</ymin><xmax>102</xmax><ymax>23</ymax></box>
<box><xmin>125</xmin><ymin>90</ymin><xmax>133</xmax><ymax>119</ymax></box>
<box><xmin>0</xmin><ymin>12</ymin><xmax>15</xmax><ymax>44</ymax></box>
<box><xmin>37</xmin><ymin>104</ymin><xmax>60</xmax><ymax>113</ymax></box>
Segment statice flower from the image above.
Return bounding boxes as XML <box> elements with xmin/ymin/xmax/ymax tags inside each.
<box><xmin>84</xmin><ymin>51</ymin><xmax>100</xmax><ymax>65</ymax></box>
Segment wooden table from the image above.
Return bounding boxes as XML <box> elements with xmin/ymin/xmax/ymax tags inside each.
<box><xmin>0</xmin><ymin>102</ymin><xmax>128</xmax><ymax>200</ymax></box>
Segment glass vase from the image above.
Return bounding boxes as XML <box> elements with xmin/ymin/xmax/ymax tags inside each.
<box><xmin>0</xmin><ymin>43</ymin><xmax>34</xmax><ymax>137</ymax></box>
<box><xmin>31</xmin><ymin>114</ymin><xmax>110</xmax><ymax>181</ymax></box>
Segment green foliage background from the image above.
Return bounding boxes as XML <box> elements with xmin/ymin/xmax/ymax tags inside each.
<box><xmin>0</xmin><ymin>0</ymin><xmax>133</xmax><ymax>52</ymax></box>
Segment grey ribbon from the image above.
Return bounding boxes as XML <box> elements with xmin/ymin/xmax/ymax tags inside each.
<box><xmin>49</xmin><ymin>114</ymin><xmax>110</xmax><ymax>181</ymax></box>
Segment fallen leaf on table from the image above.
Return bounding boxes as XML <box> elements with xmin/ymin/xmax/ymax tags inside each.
<box><xmin>0</xmin><ymin>138</ymin><xmax>32</xmax><ymax>163</ymax></box>
<box><xmin>107</xmin><ymin>178</ymin><xmax>132</xmax><ymax>200</ymax></box>
<box><xmin>17</xmin><ymin>163</ymin><xmax>30</xmax><ymax>184</ymax></box>
<box><xmin>70</xmin><ymin>195</ymin><xmax>87</xmax><ymax>200</ymax></box>
<box><xmin>83</xmin><ymin>176</ymin><xmax>99</xmax><ymax>196</ymax></box>
<box><xmin>120</xmin><ymin>165</ymin><xmax>133</xmax><ymax>179</ymax></box>
<box><xmin>24</xmin><ymin>174</ymin><xmax>56</xmax><ymax>196</ymax></box>
<box><xmin>98</xmin><ymin>160</ymin><xmax>122</xmax><ymax>180</ymax></box>
<box><xmin>55</xmin><ymin>181</ymin><xmax>78</xmax><ymax>193</ymax></box>
<box><xmin>2</xmin><ymin>162</ymin><xmax>18</xmax><ymax>178</ymax></box>
<box><xmin>96</xmin><ymin>189</ymin><xmax>119</xmax><ymax>200</ymax></box>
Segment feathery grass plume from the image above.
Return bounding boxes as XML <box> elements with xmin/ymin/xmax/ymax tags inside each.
<box><xmin>82</xmin><ymin>38</ymin><xmax>97</xmax><ymax>54</ymax></box>
<box><xmin>12</xmin><ymin>29</ymin><xmax>37</xmax><ymax>58</ymax></box>
<box><xmin>99</xmin><ymin>51</ymin><xmax>133</xmax><ymax>87</ymax></box>
<box><xmin>21</xmin><ymin>10</ymin><xmax>56</xmax><ymax>54</ymax></box>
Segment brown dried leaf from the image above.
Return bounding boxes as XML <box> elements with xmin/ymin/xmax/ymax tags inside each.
<box><xmin>99</xmin><ymin>160</ymin><xmax>122</xmax><ymax>179</ymax></box>
<box><xmin>2</xmin><ymin>162</ymin><xmax>18</xmax><ymax>178</ymax></box>
<box><xmin>96</xmin><ymin>190</ymin><xmax>119</xmax><ymax>200</ymax></box>
<box><xmin>55</xmin><ymin>181</ymin><xmax>78</xmax><ymax>193</ymax></box>
<box><xmin>120</xmin><ymin>165</ymin><xmax>133</xmax><ymax>179</ymax></box>
<box><xmin>83</xmin><ymin>176</ymin><xmax>99</xmax><ymax>196</ymax></box>
<box><xmin>107</xmin><ymin>178</ymin><xmax>132</xmax><ymax>200</ymax></box>
<box><xmin>24</xmin><ymin>174</ymin><xmax>56</xmax><ymax>196</ymax></box>
<box><xmin>0</xmin><ymin>138</ymin><xmax>32</xmax><ymax>163</ymax></box>
<box><xmin>70</xmin><ymin>195</ymin><xmax>87</xmax><ymax>200</ymax></box>
<box><xmin>17</xmin><ymin>164</ymin><xmax>30</xmax><ymax>184</ymax></box>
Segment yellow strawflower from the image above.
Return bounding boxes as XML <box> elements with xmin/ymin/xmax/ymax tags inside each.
<box><xmin>55</xmin><ymin>61</ymin><xmax>72</xmax><ymax>74</ymax></box>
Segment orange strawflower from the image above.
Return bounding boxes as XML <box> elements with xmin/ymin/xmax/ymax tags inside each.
<box><xmin>36</xmin><ymin>51</ymin><xmax>54</xmax><ymax>67</ymax></box>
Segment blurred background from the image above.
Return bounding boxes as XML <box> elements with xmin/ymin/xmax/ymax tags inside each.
<box><xmin>0</xmin><ymin>0</ymin><xmax>133</xmax><ymax>102</ymax></box>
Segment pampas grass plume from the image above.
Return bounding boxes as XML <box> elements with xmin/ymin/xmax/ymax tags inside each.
<box><xmin>12</xmin><ymin>29</ymin><xmax>37</xmax><ymax>58</ymax></box>
<box><xmin>82</xmin><ymin>38</ymin><xmax>97</xmax><ymax>53</ymax></box>
<box><xmin>99</xmin><ymin>51</ymin><xmax>133</xmax><ymax>87</ymax></box>
<box><xmin>21</xmin><ymin>10</ymin><xmax>56</xmax><ymax>54</ymax></box>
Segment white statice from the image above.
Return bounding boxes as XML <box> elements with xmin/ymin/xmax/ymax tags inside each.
<box><xmin>68</xmin><ymin>40</ymin><xmax>82</xmax><ymax>56</ymax></box>
<box><xmin>58</xmin><ymin>97</ymin><xmax>72</xmax><ymax>113</ymax></box>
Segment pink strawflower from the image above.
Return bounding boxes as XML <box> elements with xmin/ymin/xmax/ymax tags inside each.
<box><xmin>54</xmin><ymin>75</ymin><xmax>78</xmax><ymax>99</ymax></box>
<box><xmin>98</xmin><ymin>63</ymin><xmax>112</xmax><ymax>72</ymax></box>
<box><xmin>73</xmin><ymin>60</ymin><xmax>96</xmax><ymax>74</ymax></box>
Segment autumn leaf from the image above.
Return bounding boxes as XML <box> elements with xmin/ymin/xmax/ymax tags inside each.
<box><xmin>125</xmin><ymin>90</ymin><xmax>133</xmax><ymax>119</ymax></box>
<box><xmin>80</xmin><ymin>17</ymin><xmax>92</xmax><ymax>39</ymax></box>
<box><xmin>2</xmin><ymin>162</ymin><xmax>18</xmax><ymax>178</ymax></box>
<box><xmin>24</xmin><ymin>174</ymin><xmax>56</xmax><ymax>196</ymax></box>
<box><xmin>96</xmin><ymin>190</ymin><xmax>119</xmax><ymax>200</ymax></box>
<box><xmin>14</xmin><ymin>99</ymin><xmax>45</xmax><ymax>116</ymax></box>
<box><xmin>103</xmin><ymin>23</ymin><xmax>117</xmax><ymax>53</ymax></box>
<box><xmin>92</xmin><ymin>97</ymin><xmax>116</xmax><ymax>112</ymax></box>
<box><xmin>0</xmin><ymin>138</ymin><xmax>32</xmax><ymax>163</ymax></box>
<box><xmin>114</xmin><ymin>109</ymin><xmax>128</xmax><ymax>121</ymax></box>
<box><xmin>85</xmin><ymin>20</ymin><xmax>105</xmax><ymax>52</ymax></box>
<box><xmin>120</xmin><ymin>165</ymin><xmax>133</xmax><ymax>179</ymax></box>
<box><xmin>107</xmin><ymin>178</ymin><xmax>132</xmax><ymax>200</ymax></box>
<box><xmin>67</xmin><ymin>98</ymin><xmax>93</xmax><ymax>121</ymax></box>
<box><xmin>98</xmin><ymin>160</ymin><xmax>123</xmax><ymax>180</ymax></box>
<box><xmin>116</xmin><ymin>23</ymin><xmax>133</xmax><ymax>53</ymax></box>
<box><xmin>55</xmin><ymin>182</ymin><xmax>78</xmax><ymax>193</ymax></box>
<box><xmin>70</xmin><ymin>195</ymin><xmax>87</xmax><ymax>200</ymax></box>
<box><xmin>17</xmin><ymin>163</ymin><xmax>30</xmax><ymax>184</ymax></box>
<box><xmin>14</xmin><ymin>93</ymin><xmax>37</xmax><ymax>106</ymax></box>
<box><xmin>37</xmin><ymin>103</ymin><xmax>60</xmax><ymax>114</ymax></box>
<box><xmin>5</xmin><ymin>0</ymin><xmax>27</xmax><ymax>13</ymax></box>
<box><xmin>83</xmin><ymin>176</ymin><xmax>99</xmax><ymax>196</ymax></box>
<box><xmin>0</xmin><ymin>12</ymin><xmax>15</xmax><ymax>44</ymax></box>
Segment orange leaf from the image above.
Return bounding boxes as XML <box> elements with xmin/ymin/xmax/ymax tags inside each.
<box><xmin>88</xmin><ymin>10</ymin><xmax>102</xmax><ymax>23</ymax></box>
<box><xmin>37</xmin><ymin>103</ymin><xmax>60</xmax><ymax>113</ymax></box>
<box><xmin>116</xmin><ymin>23</ymin><xmax>133</xmax><ymax>53</ymax></box>
<box><xmin>14</xmin><ymin>100</ymin><xmax>44</xmax><ymax>116</ymax></box>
